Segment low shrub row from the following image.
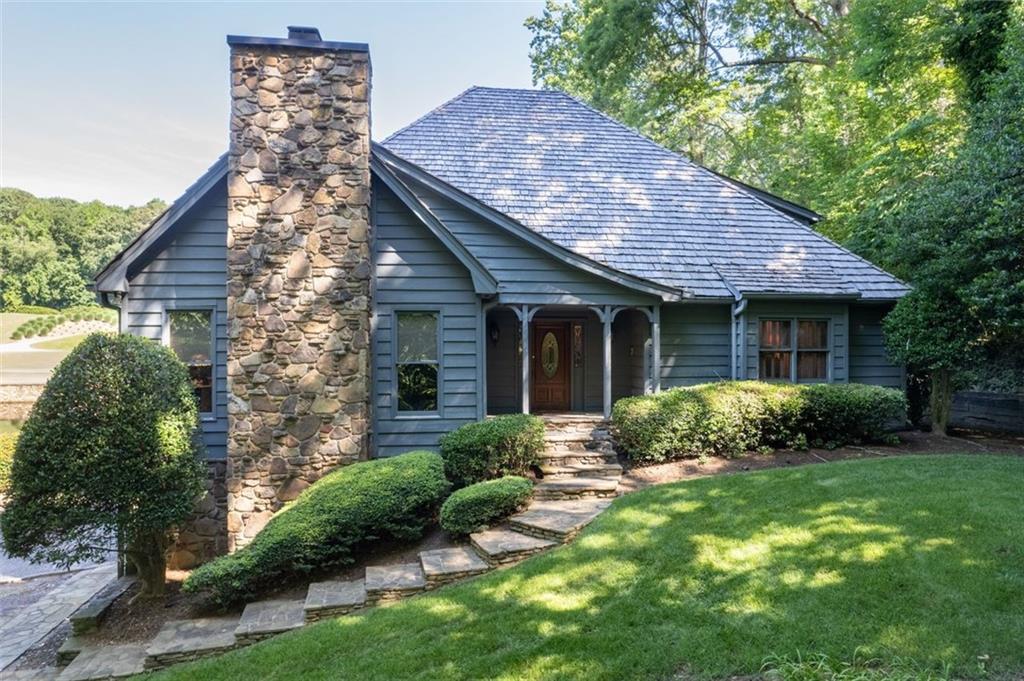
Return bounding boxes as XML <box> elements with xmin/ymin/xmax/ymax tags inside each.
<box><xmin>0</xmin><ymin>432</ymin><xmax>16</xmax><ymax>494</ymax></box>
<box><xmin>440</xmin><ymin>476</ymin><xmax>533</xmax><ymax>536</ymax></box>
<box><xmin>10</xmin><ymin>306</ymin><xmax>116</xmax><ymax>340</ymax></box>
<box><xmin>439</xmin><ymin>414</ymin><xmax>545</xmax><ymax>488</ymax></box>
<box><xmin>613</xmin><ymin>381</ymin><xmax>907</xmax><ymax>463</ymax></box>
<box><xmin>183</xmin><ymin>451</ymin><xmax>450</xmax><ymax>607</ymax></box>
<box><xmin>3</xmin><ymin>305</ymin><xmax>58</xmax><ymax>315</ymax></box>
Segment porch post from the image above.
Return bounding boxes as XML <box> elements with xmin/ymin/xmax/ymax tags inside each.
<box><xmin>652</xmin><ymin>305</ymin><xmax>661</xmax><ymax>393</ymax></box>
<box><xmin>520</xmin><ymin>304</ymin><xmax>530</xmax><ymax>414</ymax></box>
<box><xmin>602</xmin><ymin>305</ymin><xmax>612</xmax><ymax>418</ymax></box>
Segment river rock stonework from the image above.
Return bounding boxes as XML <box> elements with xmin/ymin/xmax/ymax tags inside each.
<box><xmin>225</xmin><ymin>38</ymin><xmax>372</xmax><ymax>549</ymax></box>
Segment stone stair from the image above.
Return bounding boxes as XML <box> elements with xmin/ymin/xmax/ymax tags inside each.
<box><xmin>49</xmin><ymin>415</ymin><xmax>625</xmax><ymax>680</ymax></box>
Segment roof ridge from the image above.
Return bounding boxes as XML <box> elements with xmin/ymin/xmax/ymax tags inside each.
<box><xmin>381</xmin><ymin>85</ymin><xmax>483</xmax><ymax>145</ymax></box>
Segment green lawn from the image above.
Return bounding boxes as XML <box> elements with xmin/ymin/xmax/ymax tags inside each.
<box><xmin>30</xmin><ymin>333</ymin><xmax>88</xmax><ymax>351</ymax></box>
<box><xmin>148</xmin><ymin>455</ymin><xmax>1024</xmax><ymax>681</ymax></box>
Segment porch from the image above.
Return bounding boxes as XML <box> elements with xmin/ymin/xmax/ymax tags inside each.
<box><xmin>483</xmin><ymin>304</ymin><xmax>661</xmax><ymax>418</ymax></box>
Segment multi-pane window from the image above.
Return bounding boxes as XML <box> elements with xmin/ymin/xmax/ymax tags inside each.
<box><xmin>396</xmin><ymin>312</ymin><xmax>439</xmax><ymax>413</ymax></box>
<box><xmin>758</xmin><ymin>319</ymin><xmax>829</xmax><ymax>382</ymax></box>
<box><xmin>168</xmin><ymin>310</ymin><xmax>213</xmax><ymax>413</ymax></box>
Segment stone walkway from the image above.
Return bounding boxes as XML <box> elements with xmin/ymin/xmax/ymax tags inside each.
<box><xmin>22</xmin><ymin>415</ymin><xmax>624</xmax><ymax>680</ymax></box>
<box><xmin>0</xmin><ymin>565</ymin><xmax>117</xmax><ymax>672</ymax></box>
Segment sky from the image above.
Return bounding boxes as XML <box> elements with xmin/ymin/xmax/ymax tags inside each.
<box><xmin>0</xmin><ymin>1</ymin><xmax>545</xmax><ymax>206</ymax></box>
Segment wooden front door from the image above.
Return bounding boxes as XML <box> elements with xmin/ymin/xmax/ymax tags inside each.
<box><xmin>532</xmin><ymin>322</ymin><xmax>570</xmax><ymax>412</ymax></box>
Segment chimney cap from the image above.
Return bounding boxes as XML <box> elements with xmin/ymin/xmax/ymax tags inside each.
<box><xmin>287</xmin><ymin>26</ymin><xmax>322</xmax><ymax>41</ymax></box>
<box><xmin>227</xmin><ymin>27</ymin><xmax>368</xmax><ymax>53</ymax></box>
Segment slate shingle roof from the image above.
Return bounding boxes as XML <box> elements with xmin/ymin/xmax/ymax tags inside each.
<box><xmin>382</xmin><ymin>87</ymin><xmax>908</xmax><ymax>300</ymax></box>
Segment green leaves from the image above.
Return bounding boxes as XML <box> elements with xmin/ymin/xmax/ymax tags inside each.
<box><xmin>440</xmin><ymin>476</ymin><xmax>534</xmax><ymax>536</ymax></box>
<box><xmin>438</xmin><ymin>414</ymin><xmax>546</xmax><ymax>488</ymax></box>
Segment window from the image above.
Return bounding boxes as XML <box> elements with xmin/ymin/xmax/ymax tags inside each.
<box><xmin>167</xmin><ymin>310</ymin><xmax>213</xmax><ymax>413</ymax></box>
<box><xmin>396</xmin><ymin>312</ymin><xmax>439</xmax><ymax>413</ymax></box>
<box><xmin>758</xmin><ymin>319</ymin><xmax>829</xmax><ymax>382</ymax></box>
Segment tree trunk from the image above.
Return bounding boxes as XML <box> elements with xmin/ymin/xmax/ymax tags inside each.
<box><xmin>930</xmin><ymin>368</ymin><xmax>952</xmax><ymax>435</ymax></box>
<box><xmin>126</xmin><ymin>533</ymin><xmax>168</xmax><ymax>600</ymax></box>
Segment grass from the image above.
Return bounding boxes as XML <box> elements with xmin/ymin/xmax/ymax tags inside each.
<box><xmin>0</xmin><ymin>420</ymin><xmax>21</xmax><ymax>434</ymax></box>
<box><xmin>146</xmin><ymin>455</ymin><xmax>1024</xmax><ymax>681</ymax></box>
<box><xmin>0</xmin><ymin>313</ymin><xmax>42</xmax><ymax>343</ymax></box>
<box><xmin>30</xmin><ymin>333</ymin><xmax>88</xmax><ymax>351</ymax></box>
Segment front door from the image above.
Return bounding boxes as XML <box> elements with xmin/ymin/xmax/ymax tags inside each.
<box><xmin>532</xmin><ymin>322</ymin><xmax>570</xmax><ymax>412</ymax></box>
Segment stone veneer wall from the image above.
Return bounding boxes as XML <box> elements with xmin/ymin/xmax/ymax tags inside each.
<box><xmin>225</xmin><ymin>42</ymin><xmax>372</xmax><ymax>550</ymax></box>
<box><xmin>167</xmin><ymin>461</ymin><xmax>228</xmax><ymax>569</ymax></box>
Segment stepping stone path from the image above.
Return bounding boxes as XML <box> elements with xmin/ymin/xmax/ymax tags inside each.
<box><xmin>32</xmin><ymin>414</ymin><xmax>623</xmax><ymax>680</ymax></box>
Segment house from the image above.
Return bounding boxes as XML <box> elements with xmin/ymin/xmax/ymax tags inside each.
<box><xmin>94</xmin><ymin>27</ymin><xmax>907</xmax><ymax>564</ymax></box>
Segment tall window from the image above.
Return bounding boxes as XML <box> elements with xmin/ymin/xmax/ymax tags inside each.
<box><xmin>168</xmin><ymin>310</ymin><xmax>213</xmax><ymax>413</ymax></box>
<box><xmin>396</xmin><ymin>312</ymin><xmax>439</xmax><ymax>413</ymax></box>
<box><xmin>758</xmin><ymin>319</ymin><xmax>829</xmax><ymax>382</ymax></box>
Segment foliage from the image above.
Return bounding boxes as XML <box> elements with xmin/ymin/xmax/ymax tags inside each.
<box><xmin>0</xmin><ymin>333</ymin><xmax>205</xmax><ymax>596</ymax></box>
<box><xmin>0</xmin><ymin>431</ymin><xmax>16</xmax><ymax>494</ymax></box>
<box><xmin>526</xmin><ymin>0</ymin><xmax>966</xmax><ymax>242</ymax></box>
<box><xmin>612</xmin><ymin>381</ymin><xmax>906</xmax><ymax>463</ymax></box>
<box><xmin>183</xmin><ymin>451</ymin><xmax>450</xmax><ymax>607</ymax></box>
<box><xmin>882</xmin><ymin>1</ymin><xmax>1024</xmax><ymax>427</ymax></box>
<box><xmin>439</xmin><ymin>476</ymin><xmax>533</xmax><ymax>536</ymax></box>
<box><xmin>3</xmin><ymin>305</ymin><xmax>57</xmax><ymax>315</ymax></box>
<box><xmin>9</xmin><ymin>305</ymin><xmax>115</xmax><ymax>340</ymax></box>
<box><xmin>762</xmin><ymin>649</ymin><xmax>952</xmax><ymax>681</ymax></box>
<box><xmin>0</xmin><ymin>187</ymin><xmax>165</xmax><ymax>309</ymax></box>
<box><xmin>147</xmin><ymin>456</ymin><xmax>1024</xmax><ymax>681</ymax></box>
<box><xmin>438</xmin><ymin>415</ymin><xmax>545</xmax><ymax>488</ymax></box>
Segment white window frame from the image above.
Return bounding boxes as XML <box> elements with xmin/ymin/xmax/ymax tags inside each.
<box><xmin>163</xmin><ymin>305</ymin><xmax>217</xmax><ymax>420</ymax></box>
<box><xmin>393</xmin><ymin>309</ymin><xmax>442</xmax><ymax>419</ymax></box>
<box><xmin>757</xmin><ymin>317</ymin><xmax>832</xmax><ymax>384</ymax></box>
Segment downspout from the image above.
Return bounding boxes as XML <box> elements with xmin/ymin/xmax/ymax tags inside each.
<box><xmin>730</xmin><ymin>297</ymin><xmax>747</xmax><ymax>380</ymax></box>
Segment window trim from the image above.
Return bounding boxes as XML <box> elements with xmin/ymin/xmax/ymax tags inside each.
<box><xmin>757</xmin><ymin>316</ymin><xmax>832</xmax><ymax>384</ymax></box>
<box><xmin>162</xmin><ymin>304</ymin><xmax>217</xmax><ymax>420</ymax></box>
<box><xmin>392</xmin><ymin>308</ymin><xmax>442</xmax><ymax>419</ymax></box>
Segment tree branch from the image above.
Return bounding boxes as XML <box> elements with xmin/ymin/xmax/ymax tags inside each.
<box><xmin>715</xmin><ymin>55</ymin><xmax>829</xmax><ymax>70</ymax></box>
<box><xmin>786</xmin><ymin>0</ymin><xmax>828</xmax><ymax>36</ymax></box>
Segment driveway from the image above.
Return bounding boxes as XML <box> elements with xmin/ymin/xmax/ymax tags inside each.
<box><xmin>0</xmin><ymin>512</ymin><xmax>113</xmax><ymax>582</ymax></box>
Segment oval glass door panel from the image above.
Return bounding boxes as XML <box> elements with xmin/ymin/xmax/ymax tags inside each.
<box><xmin>541</xmin><ymin>332</ymin><xmax>559</xmax><ymax>378</ymax></box>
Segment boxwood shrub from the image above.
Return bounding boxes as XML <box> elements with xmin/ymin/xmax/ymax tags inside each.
<box><xmin>440</xmin><ymin>476</ymin><xmax>533</xmax><ymax>536</ymax></box>
<box><xmin>183</xmin><ymin>451</ymin><xmax>450</xmax><ymax>607</ymax></box>
<box><xmin>613</xmin><ymin>381</ymin><xmax>907</xmax><ymax>463</ymax></box>
<box><xmin>438</xmin><ymin>414</ymin><xmax>545</xmax><ymax>488</ymax></box>
<box><xmin>0</xmin><ymin>432</ymin><xmax>16</xmax><ymax>495</ymax></box>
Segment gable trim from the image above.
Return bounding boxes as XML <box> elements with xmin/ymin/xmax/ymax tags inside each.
<box><xmin>94</xmin><ymin>154</ymin><xmax>228</xmax><ymax>293</ymax></box>
<box><xmin>371</xmin><ymin>156</ymin><xmax>499</xmax><ymax>296</ymax></box>
<box><xmin>372</xmin><ymin>144</ymin><xmax>687</xmax><ymax>303</ymax></box>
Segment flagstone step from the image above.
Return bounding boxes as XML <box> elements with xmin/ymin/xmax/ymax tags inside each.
<box><xmin>365</xmin><ymin>563</ymin><xmax>426</xmax><ymax>605</ymax></box>
<box><xmin>539</xmin><ymin>449</ymin><xmax>619</xmax><ymax>466</ymax></box>
<box><xmin>539</xmin><ymin>461</ymin><xmax>623</xmax><ymax>479</ymax></box>
<box><xmin>534</xmin><ymin>476</ymin><xmax>620</xmax><ymax>500</ymax></box>
<box><xmin>304</xmin><ymin>579</ymin><xmax>367</xmax><ymax>622</ymax></box>
<box><xmin>57</xmin><ymin>636</ymin><xmax>87</xmax><ymax>667</ymax></box>
<box><xmin>4</xmin><ymin>668</ymin><xmax>59</xmax><ymax>680</ymax></box>
<box><xmin>56</xmin><ymin>644</ymin><xmax>146</xmax><ymax>681</ymax></box>
<box><xmin>144</xmin><ymin>617</ymin><xmax>239</xmax><ymax>670</ymax></box>
<box><xmin>68</xmin><ymin>576</ymin><xmax>135</xmax><ymax>636</ymax></box>
<box><xmin>234</xmin><ymin>599</ymin><xmax>306</xmax><ymax>645</ymax></box>
<box><xmin>509</xmin><ymin>499</ymin><xmax>612</xmax><ymax>543</ymax></box>
<box><xmin>469</xmin><ymin>529</ymin><xmax>558</xmax><ymax>566</ymax></box>
<box><xmin>419</xmin><ymin>547</ymin><xmax>491</xmax><ymax>588</ymax></box>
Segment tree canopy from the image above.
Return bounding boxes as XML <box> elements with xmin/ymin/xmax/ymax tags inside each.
<box><xmin>0</xmin><ymin>188</ymin><xmax>165</xmax><ymax>309</ymax></box>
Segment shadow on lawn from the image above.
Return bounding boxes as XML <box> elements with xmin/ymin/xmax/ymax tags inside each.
<box><xmin>161</xmin><ymin>456</ymin><xmax>1024</xmax><ymax>681</ymax></box>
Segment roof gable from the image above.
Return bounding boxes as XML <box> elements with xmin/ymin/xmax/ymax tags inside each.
<box><xmin>382</xmin><ymin>86</ymin><xmax>908</xmax><ymax>301</ymax></box>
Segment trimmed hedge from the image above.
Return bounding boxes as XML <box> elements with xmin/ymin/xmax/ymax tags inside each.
<box><xmin>183</xmin><ymin>451</ymin><xmax>450</xmax><ymax>607</ymax></box>
<box><xmin>0</xmin><ymin>432</ymin><xmax>16</xmax><ymax>494</ymax></box>
<box><xmin>613</xmin><ymin>381</ymin><xmax>907</xmax><ymax>463</ymax></box>
<box><xmin>9</xmin><ymin>305</ymin><xmax>116</xmax><ymax>341</ymax></box>
<box><xmin>3</xmin><ymin>305</ymin><xmax>58</xmax><ymax>315</ymax></box>
<box><xmin>438</xmin><ymin>414</ymin><xmax>545</xmax><ymax>488</ymax></box>
<box><xmin>440</xmin><ymin>476</ymin><xmax>533</xmax><ymax>536</ymax></box>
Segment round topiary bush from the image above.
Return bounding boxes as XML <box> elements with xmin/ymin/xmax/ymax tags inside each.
<box><xmin>438</xmin><ymin>414</ymin><xmax>545</xmax><ymax>488</ymax></box>
<box><xmin>0</xmin><ymin>333</ymin><xmax>206</xmax><ymax>597</ymax></box>
<box><xmin>440</xmin><ymin>476</ymin><xmax>533</xmax><ymax>536</ymax></box>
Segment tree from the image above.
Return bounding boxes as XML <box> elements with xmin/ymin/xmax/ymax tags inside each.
<box><xmin>0</xmin><ymin>334</ymin><xmax>206</xmax><ymax>597</ymax></box>
<box><xmin>883</xmin><ymin>0</ymin><xmax>1023</xmax><ymax>432</ymax></box>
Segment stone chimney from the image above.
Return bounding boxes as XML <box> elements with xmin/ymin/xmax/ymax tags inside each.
<box><xmin>225</xmin><ymin>27</ymin><xmax>372</xmax><ymax>549</ymax></box>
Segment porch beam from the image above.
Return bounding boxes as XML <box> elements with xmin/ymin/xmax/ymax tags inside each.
<box><xmin>651</xmin><ymin>305</ymin><xmax>661</xmax><ymax>393</ymax></box>
<box><xmin>602</xmin><ymin>305</ymin><xmax>613</xmax><ymax>419</ymax></box>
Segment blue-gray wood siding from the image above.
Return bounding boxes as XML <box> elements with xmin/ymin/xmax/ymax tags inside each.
<box><xmin>406</xmin><ymin>181</ymin><xmax>658</xmax><ymax>307</ymax></box>
<box><xmin>660</xmin><ymin>304</ymin><xmax>732</xmax><ymax>387</ymax></box>
<box><xmin>373</xmin><ymin>183</ymin><xmax>481</xmax><ymax>456</ymax></box>
<box><xmin>122</xmin><ymin>182</ymin><xmax>228</xmax><ymax>459</ymax></box>
<box><xmin>741</xmin><ymin>301</ymin><xmax>848</xmax><ymax>382</ymax></box>
<box><xmin>849</xmin><ymin>304</ymin><xmax>903</xmax><ymax>388</ymax></box>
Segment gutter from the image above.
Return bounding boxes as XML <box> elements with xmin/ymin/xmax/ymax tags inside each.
<box><xmin>730</xmin><ymin>296</ymin><xmax>747</xmax><ymax>380</ymax></box>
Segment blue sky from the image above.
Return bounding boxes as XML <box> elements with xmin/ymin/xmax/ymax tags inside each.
<box><xmin>0</xmin><ymin>1</ymin><xmax>545</xmax><ymax>205</ymax></box>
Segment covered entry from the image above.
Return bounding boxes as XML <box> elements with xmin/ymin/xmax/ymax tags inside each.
<box><xmin>484</xmin><ymin>304</ymin><xmax>661</xmax><ymax>418</ymax></box>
